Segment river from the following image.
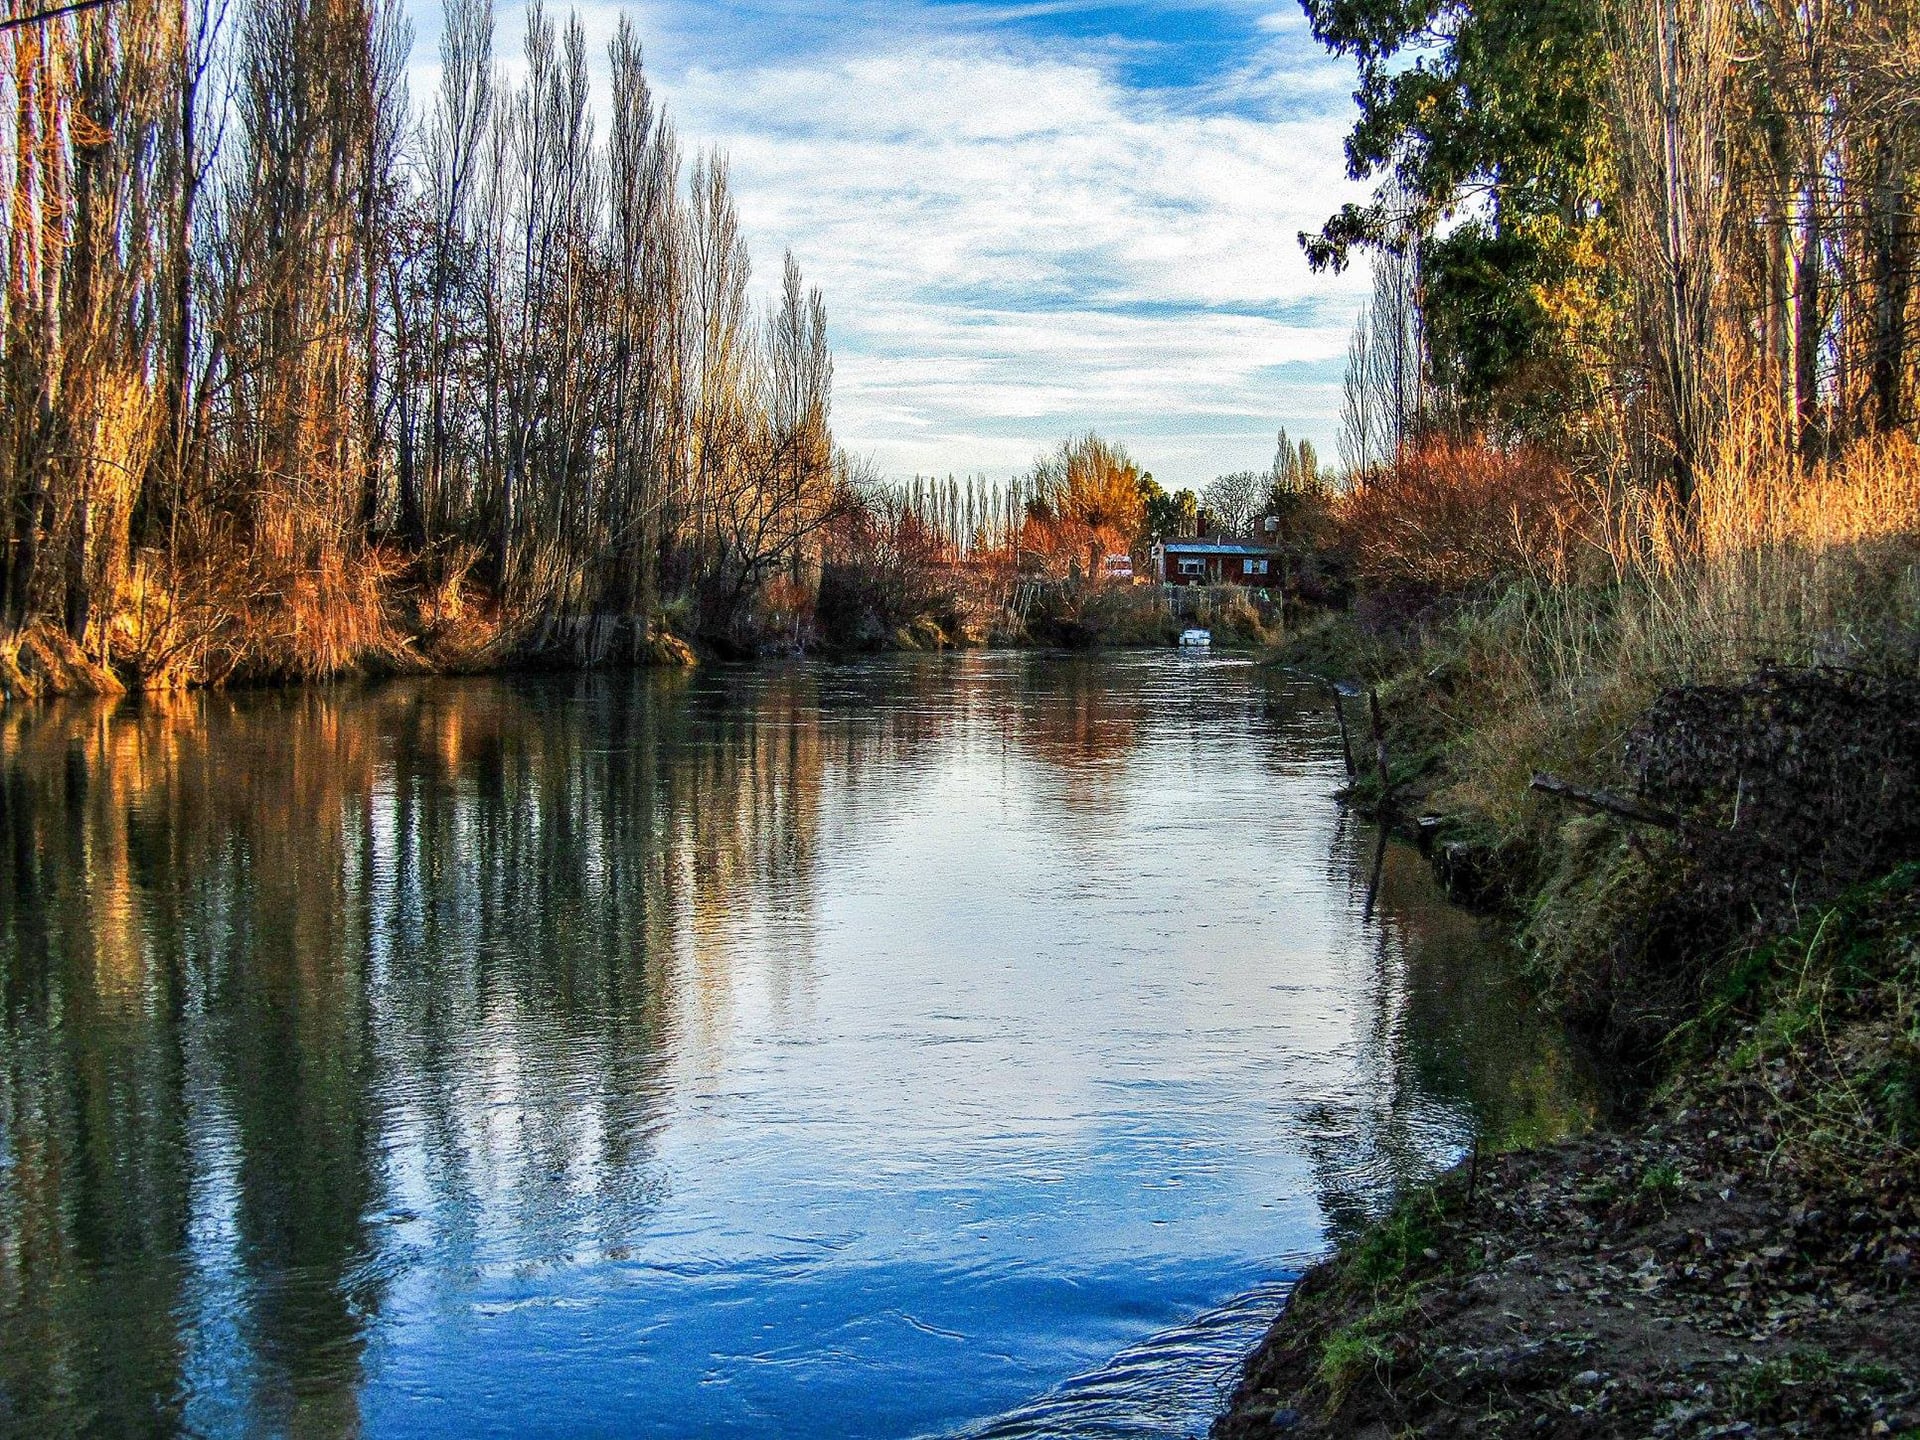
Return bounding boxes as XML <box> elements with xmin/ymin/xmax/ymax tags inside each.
<box><xmin>0</xmin><ymin>652</ymin><xmax>1586</xmax><ymax>1437</ymax></box>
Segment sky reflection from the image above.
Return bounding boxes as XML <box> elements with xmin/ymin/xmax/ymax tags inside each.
<box><xmin>0</xmin><ymin>654</ymin><xmax>1587</xmax><ymax>1437</ymax></box>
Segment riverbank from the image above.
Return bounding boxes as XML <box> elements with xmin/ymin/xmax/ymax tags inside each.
<box><xmin>1216</xmin><ymin>607</ymin><xmax>1920</xmax><ymax>1438</ymax></box>
<box><xmin>1217</xmin><ymin>866</ymin><xmax>1920</xmax><ymax>1438</ymax></box>
<box><xmin>0</xmin><ymin>576</ymin><xmax>1283</xmax><ymax>703</ymax></box>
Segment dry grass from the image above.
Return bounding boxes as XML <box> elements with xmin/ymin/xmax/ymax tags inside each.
<box><xmin>1590</xmin><ymin>426</ymin><xmax>1920</xmax><ymax>675</ymax></box>
<box><xmin>1309</xmin><ymin>432</ymin><xmax>1920</xmax><ymax>1060</ymax></box>
<box><xmin>1318</xmin><ymin>429</ymin><xmax>1920</xmax><ymax>855</ymax></box>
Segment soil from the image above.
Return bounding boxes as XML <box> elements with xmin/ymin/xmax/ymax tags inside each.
<box><xmin>1214</xmin><ymin>1074</ymin><xmax>1920</xmax><ymax>1439</ymax></box>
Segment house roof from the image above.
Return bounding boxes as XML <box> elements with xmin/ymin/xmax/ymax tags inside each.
<box><xmin>1156</xmin><ymin>539</ymin><xmax>1276</xmax><ymax>557</ymax></box>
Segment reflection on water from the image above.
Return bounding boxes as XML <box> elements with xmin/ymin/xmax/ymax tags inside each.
<box><xmin>0</xmin><ymin>654</ymin><xmax>1588</xmax><ymax>1438</ymax></box>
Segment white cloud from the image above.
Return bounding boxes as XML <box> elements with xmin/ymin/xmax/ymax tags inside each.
<box><xmin>1254</xmin><ymin>7</ymin><xmax>1312</xmax><ymax>32</ymax></box>
<box><xmin>416</xmin><ymin>2</ymin><xmax>1370</xmax><ymax>488</ymax></box>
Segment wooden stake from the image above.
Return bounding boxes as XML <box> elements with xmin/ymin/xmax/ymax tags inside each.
<box><xmin>1331</xmin><ymin>687</ymin><xmax>1357</xmax><ymax>780</ymax></box>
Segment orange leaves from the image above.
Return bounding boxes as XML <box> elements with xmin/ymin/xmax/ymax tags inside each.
<box><xmin>1021</xmin><ymin>434</ymin><xmax>1147</xmax><ymax>576</ymax></box>
<box><xmin>1336</xmin><ymin>437</ymin><xmax>1596</xmax><ymax>592</ymax></box>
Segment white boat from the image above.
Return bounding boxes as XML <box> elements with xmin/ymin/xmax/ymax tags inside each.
<box><xmin>1178</xmin><ymin>628</ymin><xmax>1212</xmax><ymax>648</ymax></box>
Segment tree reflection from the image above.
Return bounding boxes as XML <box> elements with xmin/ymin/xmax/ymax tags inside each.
<box><xmin>0</xmin><ymin>662</ymin><xmax>1593</xmax><ymax>1433</ymax></box>
<box><xmin>1300</xmin><ymin>817</ymin><xmax>1595</xmax><ymax>1247</ymax></box>
<box><xmin>0</xmin><ymin>673</ymin><xmax>846</xmax><ymax>1434</ymax></box>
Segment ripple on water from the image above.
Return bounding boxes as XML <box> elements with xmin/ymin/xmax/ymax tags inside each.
<box><xmin>0</xmin><ymin>653</ymin><xmax>1591</xmax><ymax>1439</ymax></box>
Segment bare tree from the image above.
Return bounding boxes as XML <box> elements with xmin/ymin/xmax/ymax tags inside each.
<box><xmin>1608</xmin><ymin>0</ymin><xmax>1736</xmax><ymax>508</ymax></box>
<box><xmin>0</xmin><ymin>0</ymin><xmax>843</xmax><ymax>679</ymax></box>
<box><xmin>1201</xmin><ymin>471</ymin><xmax>1264</xmax><ymax>537</ymax></box>
<box><xmin>1338</xmin><ymin>180</ymin><xmax>1426</xmax><ymax>476</ymax></box>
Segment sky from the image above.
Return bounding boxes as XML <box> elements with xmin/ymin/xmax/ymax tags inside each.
<box><xmin>405</xmin><ymin>1</ymin><xmax>1370</xmax><ymax>492</ymax></box>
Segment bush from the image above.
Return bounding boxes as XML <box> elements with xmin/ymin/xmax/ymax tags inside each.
<box><xmin>816</xmin><ymin>491</ymin><xmax>958</xmax><ymax>650</ymax></box>
<box><xmin>1335</xmin><ymin>436</ymin><xmax>1596</xmax><ymax>593</ymax></box>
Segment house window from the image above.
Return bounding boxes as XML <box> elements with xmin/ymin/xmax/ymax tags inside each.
<box><xmin>1244</xmin><ymin>558</ymin><xmax>1269</xmax><ymax>576</ymax></box>
<box><xmin>1178</xmin><ymin>558</ymin><xmax>1204</xmax><ymax>575</ymax></box>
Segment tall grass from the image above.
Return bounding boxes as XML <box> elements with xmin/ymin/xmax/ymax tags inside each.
<box><xmin>1343</xmin><ymin>431</ymin><xmax>1920</xmax><ymax>831</ymax></box>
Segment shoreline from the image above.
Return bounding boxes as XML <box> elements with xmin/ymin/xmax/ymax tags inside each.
<box><xmin>0</xmin><ymin>579</ymin><xmax>1287</xmax><ymax>706</ymax></box>
<box><xmin>1213</xmin><ymin>617</ymin><xmax>1920</xmax><ymax>1439</ymax></box>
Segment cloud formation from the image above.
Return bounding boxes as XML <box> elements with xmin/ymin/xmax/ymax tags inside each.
<box><xmin>418</xmin><ymin>2</ymin><xmax>1368</xmax><ymax>488</ymax></box>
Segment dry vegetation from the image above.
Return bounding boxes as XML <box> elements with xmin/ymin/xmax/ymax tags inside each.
<box><xmin>1232</xmin><ymin>0</ymin><xmax>1920</xmax><ymax>1421</ymax></box>
<box><xmin>1</xmin><ymin>0</ymin><xmax>838</xmax><ymax>699</ymax></box>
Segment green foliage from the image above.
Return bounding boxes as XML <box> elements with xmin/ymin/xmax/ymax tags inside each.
<box><xmin>1696</xmin><ymin>864</ymin><xmax>1920</xmax><ymax>1053</ymax></box>
<box><xmin>1674</xmin><ymin>864</ymin><xmax>1920</xmax><ymax>1166</ymax></box>
<box><xmin>1728</xmin><ymin>1349</ymin><xmax>1902</xmax><ymax>1419</ymax></box>
<box><xmin>1347</xmin><ymin>1190</ymin><xmax>1441</xmax><ymax>1290</ymax></box>
<box><xmin>1137</xmin><ymin>474</ymin><xmax>1198</xmax><ymax>542</ymax></box>
<box><xmin>1313</xmin><ymin>1193</ymin><xmax>1445</xmax><ymax>1408</ymax></box>
<box><xmin>1315</xmin><ymin>1301</ymin><xmax>1413</xmax><ymax>1406</ymax></box>
<box><xmin>1635</xmin><ymin>1160</ymin><xmax>1682</xmax><ymax>1200</ymax></box>
<box><xmin>1302</xmin><ymin>0</ymin><xmax>1616</xmax><ymax>412</ymax></box>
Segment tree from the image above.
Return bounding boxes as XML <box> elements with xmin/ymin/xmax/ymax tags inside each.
<box><xmin>1301</xmin><ymin>0</ymin><xmax>1615</xmax><ymax>423</ymax></box>
<box><xmin>1271</xmin><ymin>428</ymin><xmax>1323</xmax><ymax>492</ymax></box>
<box><xmin>1201</xmin><ymin>470</ymin><xmax>1263</xmax><ymax>538</ymax></box>
<box><xmin>1138</xmin><ymin>474</ymin><xmax>1198</xmax><ymax>540</ymax></box>
<box><xmin>0</xmin><ymin>0</ymin><xmax>847</xmax><ymax>675</ymax></box>
<box><xmin>1021</xmin><ymin>433</ymin><xmax>1146</xmax><ymax>573</ymax></box>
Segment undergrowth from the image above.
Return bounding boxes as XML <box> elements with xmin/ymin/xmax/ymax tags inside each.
<box><xmin>1680</xmin><ymin>864</ymin><xmax>1920</xmax><ymax>1174</ymax></box>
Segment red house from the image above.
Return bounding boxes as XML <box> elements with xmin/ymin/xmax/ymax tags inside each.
<box><xmin>1149</xmin><ymin>538</ymin><xmax>1281</xmax><ymax>587</ymax></box>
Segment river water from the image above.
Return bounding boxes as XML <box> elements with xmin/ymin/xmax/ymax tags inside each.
<box><xmin>0</xmin><ymin>652</ymin><xmax>1586</xmax><ymax>1438</ymax></box>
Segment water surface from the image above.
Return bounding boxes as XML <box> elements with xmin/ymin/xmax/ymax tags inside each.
<box><xmin>0</xmin><ymin>653</ymin><xmax>1585</xmax><ymax>1437</ymax></box>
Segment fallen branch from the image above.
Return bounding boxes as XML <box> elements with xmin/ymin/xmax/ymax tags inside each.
<box><xmin>1530</xmin><ymin>772</ymin><xmax>1681</xmax><ymax>830</ymax></box>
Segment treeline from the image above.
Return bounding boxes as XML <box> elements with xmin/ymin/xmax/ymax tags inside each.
<box><xmin>895</xmin><ymin>473</ymin><xmax>1028</xmax><ymax>559</ymax></box>
<box><xmin>1197</xmin><ymin>429</ymin><xmax>1326</xmax><ymax>540</ymax></box>
<box><xmin>1319</xmin><ymin>0</ymin><xmax>1920</xmax><ymax>500</ymax></box>
<box><xmin>875</xmin><ymin>428</ymin><xmax>1329</xmax><ymax>577</ymax></box>
<box><xmin>0</xmin><ymin>0</ymin><xmax>836</xmax><ymax>687</ymax></box>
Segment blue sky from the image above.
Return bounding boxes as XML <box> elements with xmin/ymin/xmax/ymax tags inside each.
<box><xmin>406</xmin><ymin>1</ymin><xmax>1370</xmax><ymax>490</ymax></box>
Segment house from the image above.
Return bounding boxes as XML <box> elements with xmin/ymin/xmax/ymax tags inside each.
<box><xmin>1149</xmin><ymin>538</ymin><xmax>1282</xmax><ymax>587</ymax></box>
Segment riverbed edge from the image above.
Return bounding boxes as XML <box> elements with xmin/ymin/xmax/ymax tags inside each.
<box><xmin>1212</xmin><ymin>619</ymin><xmax>1920</xmax><ymax>1438</ymax></box>
<box><xmin>0</xmin><ymin>583</ymin><xmax>1281</xmax><ymax>704</ymax></box>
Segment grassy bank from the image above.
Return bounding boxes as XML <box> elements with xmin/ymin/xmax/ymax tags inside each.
<box><xmin>0</xmin><ymin>570</ymin><xmax>1277</xmax><ymax>704</ymax></box>
<box><xmin>1218</xmin><ymin>439</ymin><xmax>1920</xmax><ymax>1436</ymax></box>
<box><xmin>0</xmin><ymin>588</ymin><xmax>702</xmax><ymax>704</ymax></box>
<box><xmin>1218</xmin><ymin>867</ymin><xmax>1920</xmax><ymax>1438</ymax></box>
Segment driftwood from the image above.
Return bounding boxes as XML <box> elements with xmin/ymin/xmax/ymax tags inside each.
<box><xmin>1530</xmin><ymin>772</ymin><xmax>1682</xmax><ymax>830</ymax></box>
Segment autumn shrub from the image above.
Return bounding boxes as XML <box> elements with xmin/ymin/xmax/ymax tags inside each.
<box><xmin>1335</xmin><ymin>436</ymin><xmax>1600</xmax><ymax>594</ymax></box>
<box><xmin>817</xmin><ymin>491</ymin><xmax>959</xmax><ymax>650</ymax></box>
